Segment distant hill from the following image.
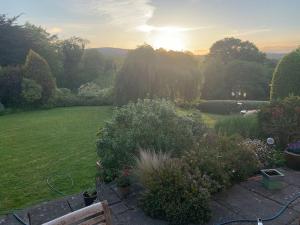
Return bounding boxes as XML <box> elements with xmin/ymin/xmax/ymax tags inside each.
<box><xmin>266</xmin><ymin>52</ymin><xmax>287</xmax><ymax>60</ymax></box>
<box><xmin>94</xmin><ymin>47</ymin><xmax>129</xmax><ymax>58</ymax></box>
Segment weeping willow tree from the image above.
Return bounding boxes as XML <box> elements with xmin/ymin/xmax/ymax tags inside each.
<box><xmin>114</xmin><ymin>45</ymin><xmax>201</xmax><ymax>105</ymax></box>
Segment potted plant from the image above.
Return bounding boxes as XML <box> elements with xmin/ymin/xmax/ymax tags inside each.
<box><xmin>261</xmin><ymin>169</ymin><xmax>284</xmax><ymax>190</ymax></box>
<box><xmin>285</xmin><ymin>141</ymin><xmax>300</xmax><ymax>170</ymax></box>
<box><xmin>83</xmin><ymin>189</ymin><xmax>97</xmax><ymax>206</ymax></box>
<box><xmin>116</xmin><ymin>167</ymin><xmax>132</xmax><ymax>198</ymax></box>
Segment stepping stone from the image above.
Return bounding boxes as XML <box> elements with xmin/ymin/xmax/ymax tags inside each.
<box><xmin>27</xmin><ymin>199</ymin><xmax>71</xmax><ymax>225</ymax></box>
<box><xmin>115</xmin><ymin>208</ymin><xmax>168</xmax><ymax>225</ymax></box>
<box><xmin>110</xmin><ymin>202</ymin><xmax>129</xmax><ymax>215</ymax></box>
<box><xmin>64</xmin><ymin>193</ymin><xmax>85</xmax><ymax>211</ymax></box>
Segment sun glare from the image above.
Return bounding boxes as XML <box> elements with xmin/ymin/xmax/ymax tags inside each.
<box><xmin>150</xmin><ymin>27</ymin><xmax>186</xmax><ymax>51</ymax></box>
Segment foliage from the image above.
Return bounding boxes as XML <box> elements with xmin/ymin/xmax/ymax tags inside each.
<box><xmin>198</xmin><ymin>100</ymin><xmax>269</xmax><ymax>114</ymax></box>
<box><xmin>182</xmin><ymin>134</ymin><xmax>261</xmax><ymax>193</ymax></box>
<box><xmin>224</xmin><ymin>60</ymin><xmax>272</xmax><ymax>100</ymax></box>
<box><xmin>258</xmin><ymin>96</ymin><xmax>300</xmax><ymax>147</ymax></box>
<box><xmin>0</xmin><ymin>102</ymin><xmax>4</xmax><ymax>113</ymax></box>
<box><xmin>136</xmin><ymin>151</ymin><xmax>211</xmax><ymax>225</ymax></box>
<box><xmin>97</xmin><ymin>99</ymin><xmax>206</xmax><ymax>180</ymax></box>
<box><xmin>208</xmin><ymin>37</ymin><xmax>266</xmax><ymax>63</ymax></box>
<box><xmin>202</xmin><ymin>38</ymin><xmax>272</xmax><ymax>100</ymax></box>
<box><xmin>114</xmin><ymin>45</ymin><xmax>201</xmax><ymax>105</ymax></box>
<box><xmin>116</xmin><ymin>167</ymin><xmax>132</xmax><ymax>187</ymax></box>
<box><xmin>80</xmin><ymin>48</ymin><xmax>118</xmax><ymax>89</ymax></box>
<box><xmin>21</xmin><ymin>78</ymin><xmax>42</xmax><ymax>104</ymax></box>
<box><xmin>23</xmin><ymin>50</ymin><xmax>56</xmax><ymax>104</ymax></box>
<box><xmin>58</xmin><ymin>37</ymin><xmax>87</xmax><ymax>89</ymax></box>
<box><xmin>78</xmin><ymin>82</ymin><xmax>103</xmax><ymax>97</ymax></box>
<box><xmin>215</xmin><ymin>115</ymin><xmax>260</xmax><ymax>138</ymax></box>
<box><xmin>52</xmin><ymin>87</ymin><xmax>113</xmax><ymax>107</ymax></box>
<box><xmin>0</xmin><ymin>66</ymin><xmax>22</xmax><ymax>106</ymax></box>
<box><xmin>0</xmin><ymin>106</ymin><xmax>112</xmax><ymax>212</ymax></box>
<box><xmin>271</xmin><ymin>48</ymin><xmax>300</xmax><ymax>100</ymax></box>
<box><xmin>241</xmin><ymin>139</ymin><xmax>274</xmax><ymax>167</ymax></box>
<box><xmin>0</xmin><ymin>15</ymin><xmax>62</xmax><ymax>79</ymax></box>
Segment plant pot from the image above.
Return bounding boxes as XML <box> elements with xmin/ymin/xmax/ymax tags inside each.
<box><xmin>261</xmin><ymin>169</ymin><xmax>284</xmax><ymax>190</ymax></box>
<box><xmin>118</xmin><ymin>186</ymin><xmax>130</xmax><ymax>198</ymax></box>
<box><xmin>285</xmin><ymin>150</ymin><xmax>300</xmax><ymax>170</ymax></box>
<box><xmin>83</xmin><ymin>191</ymin><xmax>97</xmax><ymax>206</ymax></box>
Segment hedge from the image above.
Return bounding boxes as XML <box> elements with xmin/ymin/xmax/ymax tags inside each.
<box><xmin>197</xmin><ymin>100</ymin><xmax>269</xmax><ymax>114</ymax></box>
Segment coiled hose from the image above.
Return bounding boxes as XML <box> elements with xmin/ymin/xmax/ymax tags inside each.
<box><xmin>216</xmin><ymin>192</ymin><xmax>300</xmax><ymax>225</ymax></box>
<box><xmin>11</xmin><ymin>173</ymin><xmax>74</xmax><ymax>225</ymax></box>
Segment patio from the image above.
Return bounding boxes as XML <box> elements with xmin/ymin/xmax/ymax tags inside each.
<box><xmin>1</xmin><ymin>168</ymin><xmax>300</xmax><ymax>225</ymax></box>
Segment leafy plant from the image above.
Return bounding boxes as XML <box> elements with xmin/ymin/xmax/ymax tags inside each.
<box><xmin>97</xmin><ymin>98</ymin><xmax>206</xmax><ymax>180</ymax></box>
<box><xmin>21</xmin><ymin>78</ymin><xmax>42</xmax><ymax>104</ymax></box>
<box><xmin>182</xmin><ymin>134</ymin><xmax>261</xmax><ymax>193</ymax></box>
<box><xmin>258</xmin><ymin>96</ymin><xmax>300</xmax><ymax>147</ymax></box>
<box><xmin>215</xmin><ymin>114</ymin><xmax>261</xmax><ymax>138</ymax></box>
<box><xmin>136</xmin><ymin>150</ymin><xmax>211</xmax><ymax>225</ymax></box>
<box><xmin>271</xmin><ymin>48</ymin><xmax>300</xmax><ymax>100</ymax></box>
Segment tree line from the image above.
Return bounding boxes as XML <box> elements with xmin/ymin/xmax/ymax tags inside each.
<box><xmin>0</xmin><ymin>14</ymin><xmax>116</xmax><ymax>107</ymax></box>
<box><xmin>1</xmin><ymin>14</ymin><xmax>298</xmax><ymax>109</ymax></box>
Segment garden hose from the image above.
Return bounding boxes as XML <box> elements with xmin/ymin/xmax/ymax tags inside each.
<box><xmin>46</xmin><ymin>173</ymin><xmax>74</xmax><ymax>196</ymax></box>
<box><xmin>216</xmin><ymin>192</ymin><xmax>300</xmax><ymax>225</ymax></box>
<box><xmin>6</xmin><ymin>173</ymin><xmax>75</xmax><ymax>225</ymax></box>
<box><xmin>12</xmin><ymin>212</ymin><xmax>28</xmax><ymax>225</ymax></box>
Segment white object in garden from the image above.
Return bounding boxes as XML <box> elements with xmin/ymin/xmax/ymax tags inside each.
<box><xmin>267</xmin><ymin>137</ymin><xmax>275</xmax><ymax>145</ymax></box>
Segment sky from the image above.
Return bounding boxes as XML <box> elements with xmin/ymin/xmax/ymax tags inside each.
<box><xmin>1</xmin><ymin>0</ymin><xmax>300</xmax><ymax>54</ymax></box>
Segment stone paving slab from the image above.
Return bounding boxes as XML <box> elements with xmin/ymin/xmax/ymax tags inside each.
<box><xmin>2</xmin><ymin>167</ymin><xmax>300</xmax><ymax>225</ymax></box>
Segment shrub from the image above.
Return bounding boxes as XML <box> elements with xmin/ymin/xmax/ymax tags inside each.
<box><xmin>23</xmin><ymin>50</ymin><xmax>56</xmax><ymax>104</ymax></box>
<box><xmin>21</xmin><ymin>78</ymin><xmax>42</xmax><ymax>104</ymax></box>
<box><xmin>0</xmin><ymin>66</ymin><xmax>22</xmax><ymax>106</ymax></box>
<box><xmin>51</xmin><ymin>88</ymin><xmax>113</xmax><ymax>108</ymax></box>
<box><xmin>215</xmin><ymin>115</ymin><xmax>260</xmax><ymax>138</ymax></box>
<box><xmin>78</xmin><ymin>82</ymin><xmax>102</xmax><ymax>97</ymax></box>
<box><xmin>271</xmin><ymin>48</ymin><xmax>300</xmax><ymax>100</ymax></box>
<box><xmin>258</xmin><ymin>96</ymin><xmax>300</xmax><ymax>147</ymax></box>
<box><xmin>182</xmin><ymin>134</ymin><xmax>261</xmax><ymax>193</ymax></box>
<box><xmin>0</xmin><ymin>102</ymin><xmax>4</xmax><ymax>114</ymax></box>
<box><xmin>198</xmin><ymin>100</ymin><xmax>269</xmax><ymax>114</ymax></box>
<box><xmin>136</xmin><ymin>150</ymin><xmax>211</xmax><ymax>225</ymax></box>
<box><xmin>241</xmin><ymin>139</ymin><xmax>274</xmax><ymax>167</ymax></box>
<box><xmin>97</xmin><ymin>99</ymin><xmax>206</xmax><ymax>180</ymax></box>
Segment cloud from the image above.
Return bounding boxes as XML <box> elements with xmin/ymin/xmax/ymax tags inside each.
<box><xmin>73</xmin><ymin>0</ymin><xmax>155</xmax><ymax>28</ymax></box>
<box><xmin>225</xmin><ymin>28</ymin><xmax>271</xmax><ymax>37</ymax></box>
<box><xmin>136</xmin><ymin>25</ymin><xmax>213</xmax><ymax>33</ymax></box>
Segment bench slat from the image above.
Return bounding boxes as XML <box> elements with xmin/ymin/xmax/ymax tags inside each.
<box><xmin>78</xmin><ymin>214</ymin><xmax>106</xmax><ymax>225</ymax></box>
<box><xmin>42</xmin><ymin>202</ymin><xmax>104</xmax><ymax>225</ymax></box>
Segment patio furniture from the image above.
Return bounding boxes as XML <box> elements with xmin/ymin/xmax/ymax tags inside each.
<box><xmin>41</xmin><ymin>201</ymin><xmax>112</xmax><ymax>225</ymax></box>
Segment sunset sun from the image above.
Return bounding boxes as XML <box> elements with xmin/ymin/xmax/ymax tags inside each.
<box><xmin>152</xmin><ymin>30</ymin><xmax>186</xmax><ymax>51</ymax></box>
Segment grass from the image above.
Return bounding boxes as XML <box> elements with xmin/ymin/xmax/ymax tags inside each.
<box><xmin>215</xmin><ymin>114</ymin><xmax>260</xmax><ymax>138</ymax></box>
<box><xmin>201</xmin><ymin>113</ymin><xmax>230</xmax><ymax>128</ymax></box>
<box><xmin>0</xmin><ymin>106</ymin><xmax>112</xmax><ymax>213</ymax></box>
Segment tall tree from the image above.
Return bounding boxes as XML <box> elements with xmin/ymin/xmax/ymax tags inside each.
<box><xmin>208</xmin><ymin>37</ymin><xmax>266</xmax><ymax>64</ymax></box>
<box><xmin>202</xmin><ymin>38</ymin><xmax>272</xmax><ymax>100</ymax></box>
<box><xmin>115</xmin><ymin>45</ymin><xmax>201</xmax><ymax>105</ymax></box>
<box><xmin>58</xmin><ymin>37</ymin><xmax>87</xmax><ymax>89</ymax></box>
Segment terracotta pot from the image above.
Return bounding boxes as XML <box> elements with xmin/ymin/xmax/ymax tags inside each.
<box><xmin>285</xmin><ymin>150</ymin><xmax>300</xmax><ymax>170</ymax></box>
<box><xmin>118</xmin><ymin>186</ymin><xmax>130</xmax><ymax>198</ymax></box>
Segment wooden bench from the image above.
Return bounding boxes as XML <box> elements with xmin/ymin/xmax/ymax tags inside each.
<box><xmin>42</xmin><ymin>201</ymin><xmax>112</xmax><ymax>225</ymax></box>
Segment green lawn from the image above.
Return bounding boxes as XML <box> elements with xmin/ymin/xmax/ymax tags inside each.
<box><xmin>0</xmin><ymin>106</ymin><xmax>112</xmax><ymax>213</ymax></box>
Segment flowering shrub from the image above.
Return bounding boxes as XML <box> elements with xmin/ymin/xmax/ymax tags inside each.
<box><xmin>258</xmin><ymin>96</ymin><xmax>300</xmax><ymax>147</ymax></box>
<box><xmin>182</xmin><ymin>134</ymin><xmax>261</xmax><ymax>193</ymax></box>
<box><xmin>241</xmin><ymin>139</ymin><xmax>274</xmax><ymax>167</ymax></box>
